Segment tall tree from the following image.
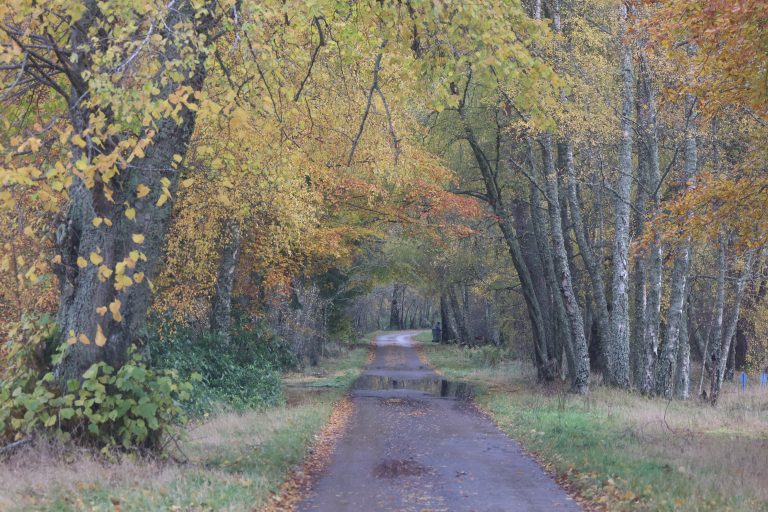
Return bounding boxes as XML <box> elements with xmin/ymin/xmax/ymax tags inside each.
<box><xmin>607</xmin><ymin>3</ymin><xmax>635</xmax><ymax>388</ymax></box>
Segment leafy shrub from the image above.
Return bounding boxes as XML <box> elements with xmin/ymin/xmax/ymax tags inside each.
<box><xmin>0</xmin><ymin>350</ymin><xmax>196</xmax><ymax>451</ymax></box>
<box><xmin>466</xmin><ymin>345</ymin><xmax>513</xmax><ymax>367</ymax></box>
<box><xmin>149</xmin><ymin>321</ymin><xmax>293</xmax><ymax>414</ymax></box>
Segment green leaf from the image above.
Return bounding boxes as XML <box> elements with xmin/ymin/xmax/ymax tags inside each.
<box><xmin>133</xmin><ymin>402</ymin><xmax>158</xmax><ymax>421</ymax></box>
<box><xmin>59</xmin><ymin>408</ymin><xmax>76</xmax><ymax>420</ymax></box>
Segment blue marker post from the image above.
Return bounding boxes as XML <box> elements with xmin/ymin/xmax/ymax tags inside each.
<box><xmin>740</xmin><ymin>371</ymin><xmax>748</xmax><ymax>392</ymax></box>
<box><xmin>761</xmin><ymin>371</ymin><xmax>768</xmax><ymax>388</ymax></box>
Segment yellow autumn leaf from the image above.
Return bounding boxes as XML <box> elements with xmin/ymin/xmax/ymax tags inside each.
<box><xmin>136</xmin><ymin>184</ymin><xmax>151</xmax><ymax>198</ymax></box>
<box><xmin>134</xmin><ymin>272</ymin><xmax>145</xmax><ymax>283</ymax></box>
<box><xmin>125</xmin><ymin>208</ymin><xmax>136</xmax><ymax>220</ymax></box>
<box><xmin>156</xmin><ymin>193</ymin><xmax>168</xmax><ymax>207</ymax></box>
<box><xmin>98</xmin><ymin>265</ymin><xmax>113</xmax><ymax>280</ymax></box>
<box><xmin>72</xmin><ymin>134</ymin><xmax>87</xmax><ymax>148</ymax></box>
<box><xmin>77</xmin><ymin>256</ymin><xmax>88</xmax><ymax>268</ymax></box>
<box><xmin>109</xmin><ymin>299</ymin><xmax>123</xmax><ymax>321</ymax></box>
<box><xmin>78</xmin><ymin>333</ymin><xmax>91</xmax><ymax>345</ymax></box>
<box><xmin>181</xmin><ymin>178</ymin><xmax>195</xmax><ymax>187</ymax></box>
<box><xmin>115</xmin><ymin>274</ymin><xmax>132</xmax><ymax>290</ymax></box>
<box><xmin>96</xmin><ymin>306</ymin><xmax>107</xmax><ymax>316</ymax></box>
<box><xmin>92</xmin><ymin>217</ymin><xmax>103</xmax><ymax>227</ymax></box>
<box><xmin>28</xmin><ymin>137</ymin><xmax>42</xmax><ymax>153</ymax></box>
<box><xmin>95</xmin><ymin>325</ymin><xmax>107</xmax><ymax>346</ymax></box>
<box><xmin>132</xmin><ymin>233</ymin><xmax>145</xmax><ymax>244</ymax></box>
<box><xmin>89</xmin><ymin>252</ymin><xmax>103</xmax><ymax>265</ymax></box>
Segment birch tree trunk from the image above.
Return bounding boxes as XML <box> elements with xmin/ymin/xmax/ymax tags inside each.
<box><xmin>526</xmin><ymin>158</ymin><xmax>571</xmax><ymax>375</ymax></box>
<box><xmin>656</xmin><ymin>250</ymin><xmax>691</xmax><ymax>397</ymax></box>
<box><xmin>630</xmin><ymin>146</ymin><xmax>648</xmax><ymax>386</ymax></box>
<box><xmin>636</xmin><ymin>47</ymin><xmax>664</xmax><ymax>395</ymax></box>
<box><xmin>607</xmin><ymin>3</ymin><xmax>635</xmax><ymax>388</ymax></box>
<box><xmin>674</xmin><ymin>298</ymin><xmax>691</xmax><ymax>399</ymax></box>
<box><xmin>708</xmin><ymin>240</ymin><xmax>728</xmax><ymax>399</ymax></box>
<box><xmin>541</xmin><ymin>134</ymin><xmax>590</xmax><ymax>394</ymax></box>
<box><xmin>711</xmin><ymin>251</ymin><xmax>755</xmax><ymax>404</ymax></box>
<box><xmin>655</xmin><ymin>90</ymin><xmax>697</xmax><ymax>398</ymax></box>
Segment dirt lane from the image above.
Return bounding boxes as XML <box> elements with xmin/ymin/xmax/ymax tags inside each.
<box><xmin>296</xmin><ymin>332</ymin><xmax>581</xmax><ymax>512</ymax></box>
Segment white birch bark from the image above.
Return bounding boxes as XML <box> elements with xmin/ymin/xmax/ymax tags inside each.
<box><xmin>541</xmin><ymin>134</ymin><xmax>590</xmax><ymax>394</ymax></box>
<box><xmin>607</xmin><ymin>3</ymin><xmax>634</xmax><ymax>388</ymax></box>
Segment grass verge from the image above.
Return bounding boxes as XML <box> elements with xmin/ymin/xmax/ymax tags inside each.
<box><xmin>417</xmin><ymin>341</ymin><xmax>768</xmax><ymax>512</ymax></box>
<box><xmin>0</xmin><ymin>346</ymin><xmax>369</xmax><ymax>512</ymax></box>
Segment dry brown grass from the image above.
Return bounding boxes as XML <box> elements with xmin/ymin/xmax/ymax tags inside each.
<box><xmin>587</xmin><ymin>385</ymin><xmax>768</xmax><ymax>505</ymax></box>
<box><xmin>0</xmin><ymin>438</ymin><xmax>179</xmax><ymax>510</ymax></box>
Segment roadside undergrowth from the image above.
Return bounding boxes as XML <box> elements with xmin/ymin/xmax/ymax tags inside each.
<box><xmin>417</xmin><ymin>340</ymin><xmax>768</xmax><ymax>512</ymax></box>
<box><xmin>0</xmin><ymin>346</ymin><xmax>369</xmax><ymax>511</ymax></box>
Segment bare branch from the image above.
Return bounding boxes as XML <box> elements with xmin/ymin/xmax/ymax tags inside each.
<box><xmin>348</xmin><ymin>50</ymin><xmax>383</xmax><ymax>166</ymax></box>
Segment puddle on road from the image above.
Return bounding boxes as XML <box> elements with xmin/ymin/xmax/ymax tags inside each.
<box><xmin>373</xmin><ymin>458</ymin><xmax>430</xmax><ymax>478</ymax></box>
<box><xmin>352</xmin><ymin>374</ymin><xmax>474</xmax><ymax>399</ymax></box>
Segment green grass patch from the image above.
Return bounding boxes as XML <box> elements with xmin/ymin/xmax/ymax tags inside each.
<box><xmin>412</xmin><ymin>331</ymin><xmax>433</xmax><ymax>343</ymax></box>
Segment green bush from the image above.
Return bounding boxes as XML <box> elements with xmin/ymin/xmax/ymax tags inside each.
<box><xmin>0</xmin><ymin>350</ymin><xmax>195</xmax><ymax>451</ymax></box>
<box><xmin>149</xmin><ymin>322</ymin><xmax>293</xmax><ymax>414</ymax></box>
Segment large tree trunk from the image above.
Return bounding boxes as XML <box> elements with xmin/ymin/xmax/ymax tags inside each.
<box><xmin>636</xmin><ymin>44</ymin><xmax>664</xmax><ymax>395</ymax></box>
<box><xmin>210</xmin><ymin>220</ymin><xmax>242</xmax><ymax>343</ymax></box>
<box><xmin>439</xmin><ymin>293</ymin><xmax>456</xmax><ymax>343</ymax></box>
<box><xmin>448</xmin><ymin>286</ymin><xmax>471</xmax><ymax>344</ymax></box>
<box><xmin>541</xmin><ymin>135</ymin><xmax>590</xmax><ymax>394</ymax></box>
<box><xmin>54</xmin><ymin>1</ymin><xmax>213</xmax><ymax>383</ymax></box>
<box><xmin>510</xmin><ymin>194</ymin><xmax>561</xmax><ymax>360</ymax></box>
<box><xmin>607</xmin><ymin>3</ymin><xmax>635</xmax><ymax>388</ymax></box>
<box><xmin>390</xmin><ymin>283</ymin><xmax>404</xmax><ymax>330</ymax></box>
